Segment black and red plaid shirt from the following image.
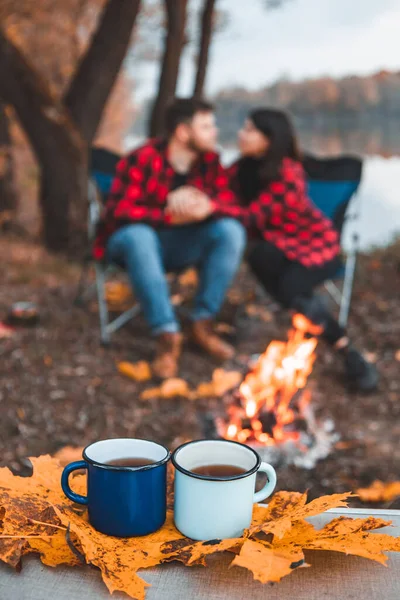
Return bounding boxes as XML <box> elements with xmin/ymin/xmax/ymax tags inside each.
<box><xmin>221</xmin><ymin>158</ymin><xmax>341</xmax><ymax>268</ymax></box>
<box><xmin>93</xmin><ymin>138</ymin><xmax>242</xmax><ymax>260</ymax></box>
<box><xmin>93</xmin><ymin>141</ymin><xmax>339</xmax><ymax>268</ymax></box>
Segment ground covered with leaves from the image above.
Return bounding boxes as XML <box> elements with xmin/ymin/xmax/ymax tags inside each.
<box><xmin>0</xmin><ymin>237</ymin><xmax>399</xmax><ymax>508</ymax></box>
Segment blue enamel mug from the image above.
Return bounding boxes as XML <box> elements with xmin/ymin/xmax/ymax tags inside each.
<box><xmin>61</xmin><ymin>438</ymin><xmax>170</xmax><ymax>537</ymax></box>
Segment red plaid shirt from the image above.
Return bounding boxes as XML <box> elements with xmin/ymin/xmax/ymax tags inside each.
<box><xmin>93</xmin><ymin>138</ymin><xmax>244</xmax><ymax>260</ymax></box>
<box><xmin>221</xmin><ymin>158</ymin><xmax>341</xmax><ymax>268</ymax></box>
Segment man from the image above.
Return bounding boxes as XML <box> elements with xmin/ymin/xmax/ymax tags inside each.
<box><xmin>94</xmin><ymin>98</ymin><xmax>246</xmax><ymax>379</ymax></box>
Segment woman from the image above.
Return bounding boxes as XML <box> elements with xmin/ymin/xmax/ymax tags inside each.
<box><xmin>229</xmin><ymin>108</ymin><xmax>377</xmax><ymax>392</ymax></box>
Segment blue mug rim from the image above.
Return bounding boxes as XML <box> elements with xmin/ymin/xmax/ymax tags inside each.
<box><xmin>171</xmin><ymin>438</ymin><xmax>261</xmax><ymax>481</ymax></box>
<box><xmin>82</xmin><ymin>437</ymin><xmax>171</xmax><ymax>472</ymax></box>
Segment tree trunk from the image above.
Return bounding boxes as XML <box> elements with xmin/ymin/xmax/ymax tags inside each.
<box><xmin>0</xmin><ymin>29</ymin><xmax>86</xmax><ymax>251</ymax></box>
<box><xmin>38</xmin><ymin>133</ymin><xmax>87</xmax><ymax>253</ymax></box>
<box><xmin>0</xmin><ymin>0</ymin><xmax>143</xmax><ymax>251</ymax></box>
<box><xmin>193</xmin><ymin>0</ymin><xmax>216</xmax><ymax>99</ymax></box>
<box><xmin>64</xmin><ymin>0</ymin><xmax>142</xmax><ymax>144</ymax></box>
<box><xmin>149</xmin><ymin>0</ymin><xmax>188</xmax><ymax>137</ymax></box>
<box><xmin>0</xmin><ymin>101</ymin><xmax>18</xmax><ymax>227</ymax></box>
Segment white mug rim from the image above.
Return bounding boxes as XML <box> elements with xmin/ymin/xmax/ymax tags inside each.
<box><xmin>82</xmin><ymin>437</ymin><xmax>170</xmax><ymax>472</ymax></box>
<box><xmin>171</xmin><ymin>439</ymin><xmax>261</xmax><ymax>481</ymax></box>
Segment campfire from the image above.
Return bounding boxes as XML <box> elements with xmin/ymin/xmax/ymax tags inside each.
<box><xmin>211</xmin><ymin>315</ymin><xmax>339</xmax><ymax>469</ymax></box>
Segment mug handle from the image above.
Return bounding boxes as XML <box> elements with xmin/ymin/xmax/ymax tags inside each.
<box><xmin>253</xmin><ymin>462</ymin><xmax>277</xmax><ymax>504</ymax></box>
<box><xmin>61</xmin><ymin>461</ymin><xmax>88</xmax><ymax>505</ymax></box>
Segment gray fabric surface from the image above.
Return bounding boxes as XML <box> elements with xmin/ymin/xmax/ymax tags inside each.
<box><xmin>0</xmin><ymin>509</ymin><xmax>399</xmax><ymax>600</ymax></box>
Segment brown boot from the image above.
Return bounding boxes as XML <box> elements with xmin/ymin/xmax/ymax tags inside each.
<box><xmin>191</xmin><ymin>319</ymin><xmax>235</xmax><ymax>361</ymax></box>
<box><xmin>152</xmin><ymin>332</ymin><xmax>183</xmax><ymax>379</ymax></box>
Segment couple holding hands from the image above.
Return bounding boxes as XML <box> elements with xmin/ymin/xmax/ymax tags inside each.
<box><xmin>94</xmin><ymin>98</ymin><xmax>377</xmax><ymax>393</ymax></box>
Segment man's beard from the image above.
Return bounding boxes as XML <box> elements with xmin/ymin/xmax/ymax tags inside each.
<box><xmin>186</xmin><ymin>136</ymin><xmax>205</xmax><ymax>154</ymax></box>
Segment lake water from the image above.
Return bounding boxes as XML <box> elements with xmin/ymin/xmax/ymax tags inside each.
<box><xmin>125</xmin><ymin>135</ymin><xmax>400</xmax><ymax>251</ymax></box>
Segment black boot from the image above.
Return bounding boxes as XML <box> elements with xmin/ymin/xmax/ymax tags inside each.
<box><xmin>341</xmin><ymin>346</ymin><xmax>379</xmax><ymax>393</ymax></box>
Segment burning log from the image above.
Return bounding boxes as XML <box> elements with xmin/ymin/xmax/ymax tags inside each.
<box><xmin>258</xmin><ymin>411</ymin><xmax>277</xmax><ymax>437</ymax></box>
<box><xmin>217</xmin><ymin>314</ymin><xmax>318</xmax><ymax>445</ymax></box>
<box><xmin>208</xmin><ymin>314</ymin><xmax>339</xmax><ymax>468</ymax></box>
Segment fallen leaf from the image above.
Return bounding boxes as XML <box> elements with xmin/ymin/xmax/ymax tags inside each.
<box><xmin>1</xmin><ymin>458</ymin><xmax>400</xmax><ymax>600</ymax></box>
<box><xmin>16</xmin><ymin>408</ymin><xmax>25</xmax><ymax>420</ymax></box>
<box><xmin>248</xmin><ymin>491</ymin><xmax>355</xmax><ymax>538</ymax></box>
<box><xmin>245</xmin><ymin>304</ymin><xmax>273</xmax><ymax>323</ymax></box>
<box><xmin>356</xmin><ymin>480</ymin><xmax>400</xmax><ymax>503</ymax></box>
<box><xmin>171</xmin><ymin>294</ymin><xmax>184</xmax><ymax>306</ymax></box>
<box><xmin>118</xmin><ymin>361</ymin><xmax>152</xmax><ymax>382</ymax></box>
<box><xmin>178</xmin><ymin>268</ymin><xmax>198</xmax><ymax>287</ymax></box>
<box><xmin>214</xmin><ymin>322</ymin><xmax>236</xmax><ymax>335</ymax></box>
<box><xmin>232</xmin><ymin>538</ymin><xmax>308</xmax><ymax>583</ymax></box>
<box><xmin>28</xmin><ymin>529</ymin><xmax>83</xmax><ymax>568</ymax></box>
<box><xmin>140</xmin><ymin>378</ymin><xmax>193</xmax><ymax>400</ymax></box>
<box><xmin>395</xmin><ymin>350</ymin><xmax>400</xmax><ymax>362</ymax></box>
<box><xmin>162</xmin><ymin>536</ymin><xmax>243</xmax><ymax>567</ymax></box>
<box><xmin>300</xmin><ymin>516</ymin><xmax>400</xmax><ymax>565</ymax></box>
<box><xmin>53</xmin><ymin>507</ymin><xmax>186</xmax><ymax>599</ymax></box>
<box><xmin>105</xmin><ymin>282</ymin><xmax>132</xmax><ymax>302</ymax></box>
<box><xmin>195</xmin><ymin>368</ymin><xmax>242</xmax><ymax>398</ymax></box>
<box><xmin>227</xmin><ymin>289</ymin><xmax>245</xmax><ymax>305</ymax></box>
<box><xmin>105</xmin><ymin>282</ymin><xmax>133</xmax><ymax>310</ymax></box>
<box><xmin>0</xmin><ymin>457</ymin><xmax>84</xmax><ymax>569</ymax></box>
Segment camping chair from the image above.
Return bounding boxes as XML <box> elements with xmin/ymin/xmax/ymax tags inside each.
<box><xmin>75</xmin><ymin>147</ymin><xmax>141</xmax><ymax>346</ymax></box>
<box><xmin>77</xmin><ymin>147</ymin><xmax>193</xmax><ymax>346</ymax></box>
<box><xmin>303</xmin><ymin>154</ymin><xmax>363</xmax><ymax>328</ymax></box>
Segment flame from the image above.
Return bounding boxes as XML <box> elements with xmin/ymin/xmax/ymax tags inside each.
<box><xmin>226</xmin><ymin>424</ymin><xmax>238</xmax><ymax>439</ymax></box>
<box><xmin>218</xmin><ymin>314</ymin><xmax>318</xmax><ymax>447</ymax></box>
<box><xmin>245</xmin><ymin>399</ymin><xmax>257</xmax><ymax>418</ymax></box>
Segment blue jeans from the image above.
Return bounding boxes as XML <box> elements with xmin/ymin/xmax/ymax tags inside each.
<box><xmin>106</xmin><ymin>219</ymin><xmax>246</xmax><ymax>335</ymax></box>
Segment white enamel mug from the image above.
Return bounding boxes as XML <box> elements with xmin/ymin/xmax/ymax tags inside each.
<box><xmin>172</xmin><ymin>439</ymin><xmax>277</xmax><ymax>540</ymax></box>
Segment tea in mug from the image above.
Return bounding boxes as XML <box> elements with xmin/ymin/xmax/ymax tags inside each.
<box><xmin>191</xmin><ymin>464</ymin><xmax>247</xmax><ymax>477</ymax></box>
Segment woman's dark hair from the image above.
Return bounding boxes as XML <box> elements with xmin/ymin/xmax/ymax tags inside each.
<box><xmin>250</xmin><ymin>108</ymin><xmax>301</xmax><ymax>182</ymax></box>
<box><xmin>237</xmin><ymin>108</ymin><xmax>301</xmax><ymax>203</ymax></box>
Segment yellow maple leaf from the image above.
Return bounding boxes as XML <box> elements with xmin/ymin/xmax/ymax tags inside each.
<box><xmin>28</xmin><ymin>530</ymin><xmax>83</xmax><ymax>568</ymax></box>
<box><xmin>105</xmin><ymin>282</ymin><xmax>132</xmax><ymax>302</ymax></box>
<box><xmin>232</xmin><ymin>538</ymin><xmax>308</xmax><ymax>583</ymax></box>
<box><xmin>356</xmin><ymin>480</ymin><xmax>400</xmax><ymax>503</ymax></box>
<box><xmin>140</xmin><ymin>378</ymin><xmax>193</xmax><ymax>400</ymax></box>
<box><xmin>118</xmin><ymin>361</ymin><xmax>152</xmax><ymax>382</ymax></box>
<box><xmin>53</xmin><ymin>507</ymin><xmax>187</xmax><ymax>600</ymax></box>
<box><xmin>178</xmin><ymin>268</ymin><xmax>198</xmax><ymax>287</ymax></box>
<box><xmin>301</xmin><ymin>516</ymin><xmax>400</xmax><ymax>565</ymax></box>
<box><xmin>248</xmin><ymin>491</ymin><xmax>355</xmax><ymax>538</ymax></box>
<box><xmin>195</xmin><ymin>368</ymin><xmax>242</xmax><ymax>398</ymax></box>
<box><xmin>0</xmin><ymin>458</ymin><xmax>84</xmax><ymax>569</ymax></box>
<box><xmin>1</xmin><ymin>457</ymin><xmax>400</xmax><ymax>600</ymax></box>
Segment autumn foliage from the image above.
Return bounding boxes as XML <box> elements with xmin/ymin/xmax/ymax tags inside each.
<box><xmin>356</xmin><ymin>481</ymin><xmax>400</xmax><ymax>503</ymax></box>
<box><xmin>1</xmin><ymin>456</ymin><xmax>400</xmax><ymax>599</ymax></box>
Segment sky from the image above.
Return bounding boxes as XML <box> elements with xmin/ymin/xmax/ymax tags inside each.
<box><xmin>135</xmin><ymin>0</ymin><xmax>400</xmax><ymax>100</ymax></box>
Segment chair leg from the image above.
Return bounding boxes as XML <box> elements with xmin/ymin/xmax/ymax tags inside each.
<box><xmin>339</xmin><ymin>233</ymin><xmax>359</xmax><ymax>328</ymax></box>
<box><xmin>73</xmin><ymin>258</ymin><xmax>91</xmax><ymax>307</ymax></box>
<box><xmin>95</xmin><ymin>263</ymin><xmax>111</xmax><ymax>346</ymax></box>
